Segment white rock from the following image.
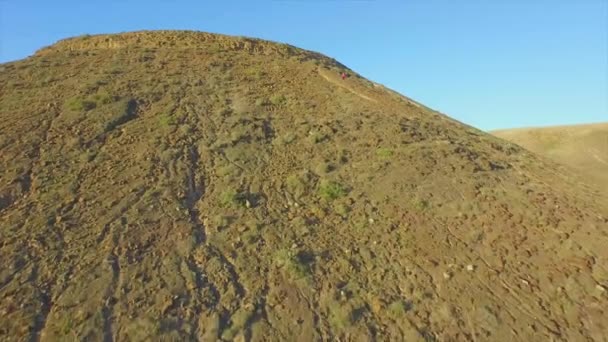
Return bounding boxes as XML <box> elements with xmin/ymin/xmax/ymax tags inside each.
<box><xmin>466</xmin><ymin>264</ymin><xmax>474</xmax><ymax>272</ymax></box>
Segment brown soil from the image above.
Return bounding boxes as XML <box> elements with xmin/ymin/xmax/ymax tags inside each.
<box><xmin>1</xmin><ymin>31</ymin><xmax>607</xmax><ymax>341</ymax></box>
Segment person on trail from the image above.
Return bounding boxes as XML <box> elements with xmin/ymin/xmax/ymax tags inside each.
<box><xmin>341</xmin><ymin>72</ymin><xmax>347</xmax><ymax>80</ymax></box>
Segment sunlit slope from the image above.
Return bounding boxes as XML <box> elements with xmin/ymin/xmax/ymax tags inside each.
<box><xmin>1</xmin><ymin>31</ymin><xmax>607</xmax><ymax>341</ymax></box>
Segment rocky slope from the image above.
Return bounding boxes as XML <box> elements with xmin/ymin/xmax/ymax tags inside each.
<box><xmin>1</xmin><ymin>31</ymin><xmax>607</xmax><ymax>341</ymax></box>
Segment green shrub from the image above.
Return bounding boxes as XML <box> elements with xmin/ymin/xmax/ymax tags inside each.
<box><xmin>274</xmin><ymin>249</ymin><xmax>311</xmax><ymax>281</ymax></box>
<box><xmin>318</xmin><ymin>180</ymin><xmax>347</xmax><ymax>201</ymax></box>
<box><xmin>230</xmin><ymin>126</ymin><xmax>248</xmax><ymax>143</ymax></box>
<box><xmin>388</xmin><ymin>300</ymin><xmax>410</xmax><ymax>316</ymax></box>
<box><xmin>328</xmin><ymin>301</ymin><xmax>355</xmax><ymax>331</ymax></box>
<box><xmin>286</xmin><ymin>174</ymin><xmax>307</xmax><ymax>198</ymax></box>
<box><xmin>315</xmin><ymin>162</ymin><xmax>334</xmax><ymax>175</ymax></box>
<box><xmin>221</xmin><ymin>308</ymin><xmax>254</xmax><ymax>340</ymax></box>
<box><xmin>333</xmin><ymin>202</ymin><xmax>350</xmax><ymax>217</ymax></box>
<box><xmin>159</xmin><ymin>148</ymin><xmax>179</xmax><ymax>165</ymax></box>
<box><xmin>104</xmin><ymin>99</ymin><xmax>136</xmax><ymax>132</ymax></box>
<box><xmin>219</xmin><ymin>188</ymin><xmax>244</xmax><ymax>208</ymax></box>
<box><xmin>255</xmin><ymin>98</ymin><xmax>268</xmax><ymax>107</ymax></box>
<box><xmin>242</xmin><ymin>219</ymin><xmax>263</xmax><ymax>244</ymax></box>
<box><xmin>92</xmin><ymin>92</ymin><xmax>116</xmax><ymax>105</ymax></box>
<box><xmin>65</xmin><ymin>97</ymin><xmax>96</xmax><ymax>111</ymax></box>
<box><xmin>269</xmin><ymin>94</ymin><xmax>286</xmax><ymax>105</ymax></box>
<box><xmin>242</xmin><ymin>229</ymin><xmax>260</xmax><ymax>245</ymax></box>
<box><xmin>282</xmin><ymin>132</ymin><xmax>296</xmax><ymax>144</ymax></box>
<box><xmin>159</xmin><ymin>114</ymin><xmax>177</xmax><ymax>127</ymax></box>
<box><xmin>213</xmin><ymin>215</ymin><xmax>231</xmax><ymax>229</ymax></box>
<box><xmin>308</xmin><ymin>131</ymin><xmax>327</xmax><ymax>144</ymax></box>
<box><xmin>216</xmin><ymin>164</ymin><xmax>241</xmax><ymax>179</ymax></box>
<box><xmin>376</xmin><ymin>148</ymin><xmax>394</xmax><ymax>158</ymax></box>
<box><xmin>244</xmin><ymin>67</ymin><xmax>265</xmax><ymax>80</ymax></box>
<box><xmin>412</xmin><ymin>198</ymin><xmax>429</xmax><ymax>211</ymax></box>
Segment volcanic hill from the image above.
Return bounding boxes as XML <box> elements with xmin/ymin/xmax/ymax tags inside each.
<box><xmin>1</xmin><ymin>31</ymin><xmax>607</xmax><ymax>341</ymax></box>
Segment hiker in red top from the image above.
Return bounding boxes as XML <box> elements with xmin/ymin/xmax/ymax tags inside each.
<box><xmin>341</xmin><ymin>72</ymin><xmax>347</xmax><ymax>80</ymax></box>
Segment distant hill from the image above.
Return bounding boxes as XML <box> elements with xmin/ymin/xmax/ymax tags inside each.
<box><xmin>1</xmin><ymin>31</ymin><xmax>607</xmax><ymax>341</ymax></box>
<box><xmin>493</xmin><ymin>122</ymin><xmax>608</xmax><ymax>193</ymax></box>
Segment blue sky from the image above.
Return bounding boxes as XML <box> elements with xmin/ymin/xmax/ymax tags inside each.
<box><xmin>1</xmin><ymin>1</ymin><xmax>606</xmax><ymax>130</ymax></box>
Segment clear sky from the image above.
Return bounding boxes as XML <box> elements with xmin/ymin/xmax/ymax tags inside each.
<box><xmin>1</xmin><ymin>0</ymin><xmax>606</xmax><ymax>130</ymax></box>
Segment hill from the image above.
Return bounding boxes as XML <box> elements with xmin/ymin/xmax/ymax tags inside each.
<box><xmin>493</xmin><ymin>122</ymin><xmax>608</xmax><ymax>193</ymax></box>
<box><xmin>1</xmin><ymin>31</ymin><xmax>607</xmax><ymax>341</ymax></box>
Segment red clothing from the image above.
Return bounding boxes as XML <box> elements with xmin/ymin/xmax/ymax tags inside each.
<box><xmin>341</xmin><ymin>73</ymin><xmax>347</xmax><ymax>80</ymax></box>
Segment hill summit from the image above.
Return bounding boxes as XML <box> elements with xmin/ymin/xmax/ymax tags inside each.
<box><xmin>1</xmin><ymin>31</ymin><xmax>607</xmax><ymax>341</ymax></box>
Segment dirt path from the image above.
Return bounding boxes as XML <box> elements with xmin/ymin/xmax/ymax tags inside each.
<box><xmin>317</xmin><ymin>68</ymin><xmax>377</xmax><ymax>103</ymax></box>
<box><xmin>589</xmin><ymin>148</ymin><xmax>608</xmax><ymax>165</ymax></box>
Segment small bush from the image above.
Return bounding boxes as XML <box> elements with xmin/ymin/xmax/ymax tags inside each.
<box><xmin>328</xmin><ymin>301</ymin><xmax>355</xmax><ymax>331</ymax></box>
<box><xmin>282</xmin><ymin>132</ymin><xmax>296</xmax><ymax>144</ymax></box>
<box><xmin>175</xmin><ymin>111</ymin><xmax>188</xmax><ymax>123</ymax></box>
<box><xmin>244</xmin><ymin>67</ymin><xmax>265</xmax><ymax>80</ymax></box>
<box><xmin>213</xmin><ymin>215</ymin><xmax>231</xmax><ymax>229</ymax></box>
<box><xmin>269</xmin><ymin>94</ymin><xmax>286</xmax><ymax>105</ymax></box>
<box><xmin>333</xmin><ymin>202</ymin><xmax>350</xmax><ymax>217</ymax></box>
<box><xmin>255</xmin><ymin>98</ymin><xmax>269</xmax><ymax>107</ymax></box>
<box><xmin>108</xmin><ymin>65</ymin><xmax>123</xmax><ymax>74</ymax></box>
<box><xmin>220</xmin><ymin>188</ymin><xmax>244</xmax><ymax>208</ymax></box>
<box><xmin>80</xmin><ymin>149</ymin><xmax>97</xmax><ymax>163</ymax></box>
<box><xmin>242</xmin><ymin>219</ymin><xmax>263</xmax><ymax>244</ymax></box>
<box><xmin>376</xmin><ymin>148</ymin><xmax>394</xmax><ymax>158</ymax></box>
<box><xmin>104</xmin><ymin>99</ymin><xmax>136</xmax><ymax>132</ymax></box>
<box><xmin>388</xmin><ymin>300</ymin><xmax>411</xmax><ymax>316</ymax></box>
<box><xmin>337</xmin><ymin>148</ymin><xmax>350</xmax><ymax>164</ymax></box>
<box><xmin>286</xmin><ymin>174</ymin><xmax>307</xmax><ymax>198</ymax></box>
<box><xmin>318</xmin><ymin>180</ymin><xmax>347</xmax><ymax>201</ymax></box>
<box><xmin>221</xmin><ymin>308</ymin><xmax>254</xmax><ymax>340</ymax></box>
<box><xmin>412</xmin><ymin>198</ymin><xmax>429</xmax><ymax>211</ymax></box>
<box><xmin>60</xmin><ymin>316</ymin><xmax>74</xmax><ymax>336</ymax></box>
<box><xmin>315</xmin><ymin>162</ymin><xmax>334</xmax><ymax>175</ymax></box>
<box><xmin>230</xmin><ymin>126</ymin><xmax>249</xmax><ymax>143</ymax></box>
<box><xmin>242</xmin><ymin>229</ymin><xmax>260</xmax><ymax>245</ymax></box>
<box><xmin>159</xmin><ymin>114</ymin><xmax>176</xmax><ymax>127</ymax></box>
<box><xmin>65</xmin><ymin>97</ymin><xmax>96</xmax><ymax>111</ymax></box>
<box><xmin>159</xmin><ymin>148</ymin><xmax>179</xmax><ymax>165</ymax></box>
<box><xmin>274</xmin><ymin>249</ymin><xmax>312</xmax><ymax>281</ymax></box>
<box><xmin>216</xmin><ymin>164</ymin><xmax>241</xmax><ymax>179</ymax></box>
<box><xmin>308</xmin><ymin>131</ymin><xmax>327</xmax><ymax>144</ymax></box>
<box><xmin>178</xmin><ymin>124</ymin><xmax>193</xmax><ymax>137</ymax></box>
<box><xmin>92</xmin><ymin>92</ymin><xmax>116</xmax><ymax>105</ymax></box>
